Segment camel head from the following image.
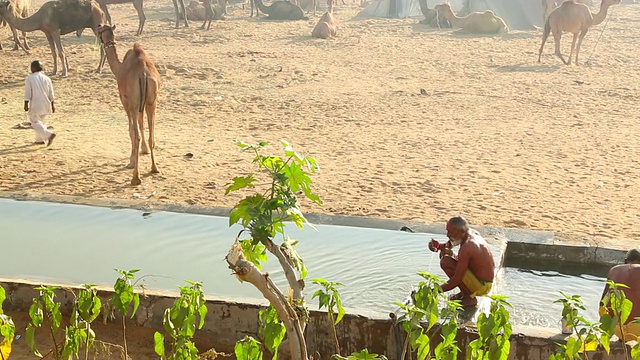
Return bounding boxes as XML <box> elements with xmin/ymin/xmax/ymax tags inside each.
<box><xmin>0</xmin><ymin>1</ymin><xmax>9</xmax><ymax>15</ymax></box>
<box><xmin>97</xmin><ymin>24</ymin><xmax>117</xmax><ymax>49</ymax></box>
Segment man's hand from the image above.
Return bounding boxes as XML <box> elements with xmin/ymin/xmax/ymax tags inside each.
<box><xmin>428</xmin><ymin>239</ymin><xmax>446</xmax><ymax>253</ymax></box>
<box><xmin>24</xmin><ymin>101</ymin><xmax>29</xmax><ymax>112</ymax></box>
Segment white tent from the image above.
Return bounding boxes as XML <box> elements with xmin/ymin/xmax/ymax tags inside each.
<box><xmin>357</xmin><ymin>0</ymin><xmax>544</xmax><ymax>30</ymax></box>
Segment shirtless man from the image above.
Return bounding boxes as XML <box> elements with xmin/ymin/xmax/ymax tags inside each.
<box><xmin>428</xmin><ymin>216</ymin><xmax>495</xmax><ymax>307</ymax></box>
<box><xmin>600</xmin><ymin>249</ymin><xmax>640</xmax><ymax>341</ymax></box>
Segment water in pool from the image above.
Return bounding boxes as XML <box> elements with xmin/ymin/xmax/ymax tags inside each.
<box><xmin>0</xmin><ymin>198</ymin><xmax>608</xmax><ymax>326</ymax></box>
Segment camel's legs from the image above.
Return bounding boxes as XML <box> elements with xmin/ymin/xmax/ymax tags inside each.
<box><xmin>45</xmin><ymin>32</ymin><xmax>59</xmax><ymax>76</ymax></box>
<box><xmin>127</xmin><ymin>112</ymin><xmax>142</xmax><ymax>186</ymax></box>
<box><xmin>138</xmin><ymin>111</ymin><xmax>149</xmax><ymax>154</ymax></box>
<box><xmin>566</xmin><ymin>32</ymin><xmax>578</xmax><ymax>65</ymax></box>
<box><xmin>552</xmin><ymin>29</ymin><xmax>568</xmax><ymax>65</ymax></box>
<box><xmin>51</xmin><ymin>31</ymin><xmax>69</xmax><ymax>76</ymax></box>
<box><xmin>133</xmin><ymin>0</ymin><xmax>146</xmax><ymax>35</ymax></box>
<box><xmin>574</xmin><ymin>29</ymin><xmax>588</xmax><ymax>66</ymax></box>
<box><xmin>96</xmin><ymin>46</ymin><xmax>107</xmax><ymax>73</ymax></box>
<box><xmin>146</xmin><ymin>104</ymin><xmax>159</xmax><ymax>174</ymax></box>
<box><xmin>172</xmin><ymin>0</ymin><xmax>189</xmax><ymax>28</ymax></box>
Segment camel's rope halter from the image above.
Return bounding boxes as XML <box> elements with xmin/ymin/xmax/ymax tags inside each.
<box><xmin>98</xmin><ymin>27</ymin><xmax>116</xmax><ymax>49</ymax></box>
<box><xmin>585</xmin><ymin>5</ymin><xmax>615</xmax><ymax>64</ymax></box>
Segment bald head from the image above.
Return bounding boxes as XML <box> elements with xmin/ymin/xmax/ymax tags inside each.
<box><xmin>447</xmin><ymin>216</ymin><xmax>469</xmax><ymax>232</ymax></box>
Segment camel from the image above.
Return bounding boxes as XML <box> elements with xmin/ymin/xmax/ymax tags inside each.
<box><xmin>172</xmin><ymin>0</ymin><xmax>189</xmax><ymax>28</ymax></box>
<box><xmin>311</xmin><ymin>0</ymin><xmax>336</xmax><ymax>39</ymax></box>
<box><xmin>0</xmin><ymin>0</ymin><xmax>106</xmax><ymax>76</ymax></box>
<box><xmin>434</xmin><ymin>2</ymin><xmax>508</xmax><ymax>34</ymax></box>
<box><xmin>185</xmin><ymin>0</ymin><xmax>225</xmax><ymax>30</ymax></box>
<box><xmin>251</xmin><ymin>0</ymin><xmax>307</xmax><ymax>20</ymax></box>
<box><xmin>97</xmin><ymin>24</ymin><xmax>160</xmax><ymax>186</ymax></box>
<box><xmin>417</xmin><ymin>0</ymin><xmax>449</xmax><ymax>28</ymax></box>
<box><xmin>0</xmin><ymin>0</ymin><xmax>29</xmax><ymax>52</ymax></box>
<box><xmin>538</xmin><ymin>0</ymin><xmax>621</xmax><ymax>65</ymax></box>
<box><xmin>543</xmin><ymin>0</ymin><xmax>593</xmax><ymax>23</ymax></box>
<box><xmin>94</xmin><ymin>0</ymin><xmax>146</xmax><ymax>35</ymax></box>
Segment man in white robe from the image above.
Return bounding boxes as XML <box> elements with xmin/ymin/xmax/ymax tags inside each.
<box><xmin>24</xmin><ymin>60</ymin><xmax>56</xmax><ymax>146</ymax></box>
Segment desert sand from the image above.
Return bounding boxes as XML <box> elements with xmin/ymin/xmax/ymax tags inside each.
<box><xmin>1</xmin><ymin>0</ymin><xmax>640</xmax><ymax>251</ymax></box>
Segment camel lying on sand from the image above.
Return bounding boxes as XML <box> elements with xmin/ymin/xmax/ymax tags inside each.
<box><xmin>434</xmin><ymin>2</ymin><xmax>508</xmax><ymax>34</ymax></box>
<box><xmin>185</xmin><ymin>0</ymin><xmax>225</xmax><ymax>29</ymax></box>
<box><xmin>417</xmin><ymin>0</ymin><xmax>449</xmax><ymax>28</ymax></box>
<box><xmin>252</xmin><ymin>0</ymin><xmax>307</xmax><ymax>20</ymax></box>
<box><xmin>0</xmin><ymin>0</ymin><xmax>106</xmax><ymax>76</ymax></box>
<box><xmin>538</xmin><ymin>0</ymin><xmax>620</xmax><ymax>65</ymax></box>
<box><xmin>0</xmin><ymin>0</ymin><xmax>29</xmax><ymax>52</ymax></box>
<box><xmin>311</xmin><ymin>0</ymin><xmax>336</xmax><ymax>38</ymax></box>
<box><xmin>97</xmin><ymin>24</ymin><xmax>161</xmax><ymax>186</ymax></box>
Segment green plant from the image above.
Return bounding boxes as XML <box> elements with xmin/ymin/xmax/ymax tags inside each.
<box><xmin>112</xmin><ymin>268</ymin><xmax>141</xmax><ymax>359</ymax></box>
<box><xmin>26</xmin><ymin>285</ymin><xmax>63</xmax><ymax>359</ymax></box>
<box><xmin>467</xmin><ymin>295</ymin><xmax>512</xmax><ymax>360</ymax></box>
<box><xmin>311</xmin><ymin>278</ymin><xmax>346</xmax><ymax>355</ymax></box>
<box><xmin>224</xmin><ymin>140</ymin><xmax>322</xmax><ymax>360</ymax></box>
<box><xmin>235</xmin><ymin>336</ymin><xmax>263</xmax><ymax>360</ymax></box>
<box><xmin>0</xmin><ymin>285</ymin><xmax>15</xmax><ymax>360</ymax></box>
<box><xmin>600</xmin><ymin>281</ymin><xmax>635</xmax><ymax>360</ymax></box>
<box><xmin>549</xmin><ymin>291</ymin><xmax>610</xmax><ymax>360</ymax></box>
<box><xmin>62</xmin><ymin>284</ymin><xmax>102</xmax><ymax>360</ymax></box>
<box><xmin>394</xmin><ymin>271</ymin><xmax>460</xmax><ymax>360</ymax></box>
<box><xmin>258</xmin><ymin>305</ymin><xmax>286</xmax><ymax>359</ymax></box>
<box><xmin>154</xmin><ymin>280</ymin><xmax>208</xmax><ymax>360</ymax></box>
<box><xmin>331</xmin><ymin>349</ymin><xmax>389</xmax><ymax>360</ymax></box>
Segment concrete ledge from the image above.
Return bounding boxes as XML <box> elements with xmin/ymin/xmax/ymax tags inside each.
<box><xmin>1</xmin><ymin>280</ymin><xmax>635</xmax><ymax>360</ymax></box>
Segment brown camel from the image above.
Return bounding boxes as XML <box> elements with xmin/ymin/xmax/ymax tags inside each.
<box><xmin>97</xmin><ymin>24</ymin><xmax>160</xmax><ymax>186</ymax></box>
<box><xmin>94</xmin><ymin>0</ymin><xmax>146</xmax><ymax>35</ymax></box>
<box><xmin>434</xmin><ymin>2</ymin><xmax>508</xmax><ymax>34</ymax></box>
<box><xmin>172</xmin><ymin>0</ymin><xmax>189</xmax><ymax>28</ymax></box>
<box><xmin>311</xmin><ymin>0</ymin><xmax>336</xmax><ymax>39</ymax></box>
<box><xmin>252</xmin><ymin>0</ymin><xmax>307</xmax><ymax>20</ymax></box>
<box><xmin>417</xmin><ymin>0</ymin><xmax>449</xmax><ymax>28</ymax></box>
<box><xmin>185</xmin><ymin>0</ymin><xmax>225</xmax><ymax>30</ymax></box>
<box><xmin>538</xmin><ymin>0</ymin><xmax>620</xmax><ymax>65</ymax></box>
<box><xmin>543</xmin><ymin>0</ymin><xmax>593</xmax><ymax>23</ymax></box>
<box><xmin>0</xmin><ymin>0</ymin><xmax>29</xmax><ymax>52</ymax></box>
<box><xmin>0</xmin><ymin>0</ymin><xmax>106</xmax><ymax>76</ymax></box>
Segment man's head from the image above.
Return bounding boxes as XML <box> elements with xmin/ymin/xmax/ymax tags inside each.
<box><xmin>625</xmin><ymin>249</ymin><xmax>640</xmax><ymax>264</ymax></box>
<box><xmin>30</xmin><ymin>60</ymin><xmax>43</xmax><ymax>73</ymax></box>
<box><xmin>446</xmin><ymin>216</ymin><xmax>469</xmax><ymax>244</ymax></box>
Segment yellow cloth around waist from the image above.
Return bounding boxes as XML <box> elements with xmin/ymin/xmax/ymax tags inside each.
<box><xmin>462</xmin><ymin>269</ymin><xmax>492</xmax><ymax>298</ymax></box>
<box><xmin>599</xmin><ymin>306</ymin><xmax>640</xmax><ymax>342</ymax></box>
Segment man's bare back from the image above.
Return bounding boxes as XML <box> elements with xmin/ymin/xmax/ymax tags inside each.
<box><xmin>603</xmin><ymin>263</ymin><xmax>640</xmax><ymax>323</ymax></box>
<box><xmin>459</xmin><ymin>230</ymin><xmax>495</xmax><ymax>283</ymax></box>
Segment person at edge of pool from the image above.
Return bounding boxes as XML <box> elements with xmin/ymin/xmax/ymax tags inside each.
<box><xmin>428</xmin><ymin>216</ymin><xmax>495</xmax><ymax>307</ymax></box>
<box><xmin>600</xmin><ymin>248</ymin><xmax>640</xmax><ymax>341</ymax></box>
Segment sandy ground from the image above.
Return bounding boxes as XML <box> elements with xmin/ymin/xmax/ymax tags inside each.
<box><xmin>2</xmin><ymin>0</ymin><xmax>640</xmax><ymax>252</ymax></box>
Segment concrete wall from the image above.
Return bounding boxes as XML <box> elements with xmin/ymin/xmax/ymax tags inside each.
<box><xmin>1</xmin><ymin>279</ymin><xmax>635</xmax><ymax>360</ymax></box>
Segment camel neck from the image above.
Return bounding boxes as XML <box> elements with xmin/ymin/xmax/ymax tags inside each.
<box><xmin>253</xmin><ymin>0</ymin><xmax>270</xmax><ymax>14</ymax></box>
<box><xmin>592</xmin><ymin>2</ymin><xmax>611</xmax><ymax>26</ymax></box>
<box><xmin>442</xmin><ymin>7</ymin><xmax>464</xmax><ymax>28</ymax></box>
<box><xmin>1</xmin><ymin>9</ymin><xmax>41</xmax><ymax>32</ymax></box>
<box><xmin>104</xmin><ymin>46</ymin><xmax>123</xmax><ymax>78</ymax></box>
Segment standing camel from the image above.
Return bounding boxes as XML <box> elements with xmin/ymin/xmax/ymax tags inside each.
<box><xmin>538</xmin><ymin>0</ymin><xmax>620</xmax><ymax>65</ymax></box>
<box><xmin>252</xmin><ymin>0</ymin><xmax>307</xmax><ymax>20</ymax></box>
<box><xmin>543</xmin><ymin>0</ymin><xmax>592</xmax><ymax>23</ymax></box>
<box><xmin>0</xmin><ymin>0</ymin><xmax>29</xmax><ymax>51</ymax></box>
<box><xmin>434</xmin><ymin>2</ymin><xmax>508</xmax><ymax>34</ymax></box>
<box><xmin>94</xmin><ymin>0</ymin><xmax>145</xmax><ymax>35</ymax></box>
<box><xmin>172</xmin><ymin>0</ymin><xmax>189</xmax><ymax>28</ymax></box>
<box><xmin>97</xmin><ymin>24</ymin><xmax>160</xmax><ymax>186</ymax></box>
<box><xmin>0</xmin><ymin>0</ymin><xmax>106</xmax><ymax>76</ymax></box>
<box><xmin>311</xmin><ymin>0</ymin><xmax>336</xmax><ymax>39</ymax></box>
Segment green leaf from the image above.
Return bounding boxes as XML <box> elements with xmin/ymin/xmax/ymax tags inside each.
<box><xmin>154</xmin><ymin>331</ymin><xmax>165</xmax><ymax>357</ymax></box>
<box><xmin>225</xmin><ymin>175</ymin><xmax>256</xmax><ymax>195</ymax></box>
<box><xmin>415</xmin><ymin>333</ymin><xmax>430</xmax><ymax>360</ymax></box>
<box><xmin>235</xmin><ymin>336</ymin><xmax>263</xmax><ymax>360</ymax></box>
<box><xmin>26</xmin><ymin>324</ymin><xmax>42</xmax><ymax>357</ymax></box>
<box><xmin>620</xmin><ymin>298</ymin><xmax>633</xmax><ymax>325</ymax></box>
<box><xmin>282</xmin><ymin>237</ymin><xmax>308</xmax><ymax>279</ymax></box>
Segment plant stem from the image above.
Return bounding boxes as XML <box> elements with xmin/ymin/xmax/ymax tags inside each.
<box><xmin>400</xmin><ymin>332</ymin><xmax>409</xmax><ymax>360</ymax></box>
<box><xmin>84</xmin><ymin>322</ymin><xmax>90</xmax><ymax>360</ymax></box>
<box><xmin>330</xmin><ymin>313</ymin><xmax>340</xmax><ymax>356</ymax></box>
<box><xmin>122</xmin><ymin>316</ymin><xmax>128</xmax><ymax>359</ymax></box>
<box><xmin>619</xmin><ymin>321</ymin><xmax>629</xmax><ymax>360</ymax></box>
<box><xmin>46</xmin><ymin>316</ymin><xmax>59</xmax><ymax>359</ymax></box>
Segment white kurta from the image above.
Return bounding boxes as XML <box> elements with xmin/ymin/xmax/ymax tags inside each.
<box><xmin>24</xmin><ymin>71</ymin><xmax>55</xmax><ymax>142</ymax></box>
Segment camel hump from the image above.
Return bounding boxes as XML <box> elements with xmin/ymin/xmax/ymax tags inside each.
<box><xmin>132</xmin><ymin>43</ymin><xmax>146</xmax><ymax>55</ymax></box>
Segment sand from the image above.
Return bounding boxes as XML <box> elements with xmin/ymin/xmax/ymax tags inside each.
<box><xmin>1</xmin><ymin>0</ymin><xmax>640</xmax><ymax>251</ymax></box>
